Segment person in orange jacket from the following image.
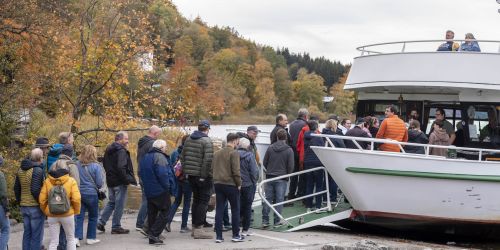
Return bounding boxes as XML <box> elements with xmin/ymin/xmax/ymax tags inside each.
<box><xmin>39</xmin><ymin>162</ymin><xmax>81</xmax><ymax>250</ymax></box>
<box><xmin>376</xmin><ymin>105</ymin><xmax>408</xmax><ymax>152</ymax></box>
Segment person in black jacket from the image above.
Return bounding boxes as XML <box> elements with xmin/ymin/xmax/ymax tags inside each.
<box><xmin>98</xmin><ymin>131</ymin><xmax>137</xmax><ymax>234</ymax></box>
<box><xmin>406</xmin><ymin>120</ymin><xmax>429</xmax><ymax>154</ymax></box>
<box><xmin>345</xmin><ymin>118</ymin><xmax>371</xmax><ymax>149</ymax></box>
<box><xmin>270</xmin><ymin>114</ymin><xmax>291</xmax><ymax>145</ymax></box>
<box><xmin>303</xmin><ymin>121</ymin><xmax>325</xmax><ymax>212</ymax></box>
<box><xmin>135</xmin><ymin>126</ymin><xmax>161</xmax><ymax>234</ymax></box>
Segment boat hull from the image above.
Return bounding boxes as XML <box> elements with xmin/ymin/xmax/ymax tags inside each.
<box><xmin>311</xmin><ymin>147</ymin><xmax>500</xmax><ymax>233</ymax></box>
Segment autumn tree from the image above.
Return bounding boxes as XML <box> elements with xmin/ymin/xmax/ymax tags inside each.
<box><xmin>274</xmin><ymin>67</ymin><xmax>293</xmax><ymax>112</ymax></box>
<box><xmin>328</xmin><ymin>72</ymin><xmax>356</xmax><ymax>117</ymax></box>
<box><xmin>292</xmin><ymin>68</ymin><xmax>326</xmax><ymax>110</ymax></box>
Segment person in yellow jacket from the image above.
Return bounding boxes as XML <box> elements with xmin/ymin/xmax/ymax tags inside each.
<box><xmin>39</xmin><ymin>163</ymin><xmax>81</xmax><ymax>250</ymax></box>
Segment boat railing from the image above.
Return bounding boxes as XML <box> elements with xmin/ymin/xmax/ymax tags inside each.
<box><xmin>312</xmin><ymin>134</ymin><xmax>500</xmax><ymax>162</ymax></box>
<box><xmin>257</xmin><ymin>166</ymin><xmax>331</xmax><ymax>227</ymax></box>
<box><xmin>356</xmin><ymin>40</ymin><xmax>500</xmax><ymax>56</ymax></box>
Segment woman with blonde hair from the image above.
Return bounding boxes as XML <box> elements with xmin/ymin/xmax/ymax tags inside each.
<box><xmin>75</xmin><ymin>145</ymin><xmax>104</xmax><ymax>246</ymax></box>
<box><xmin>39</xmin><ymin>158</ymin><xmax>81</xmax><ymax>250</ymax></box>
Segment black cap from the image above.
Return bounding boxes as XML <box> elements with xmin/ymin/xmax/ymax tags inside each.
<box><xmin>35</xmin><ymin>137</ymin><xmax>50</xmax><ymax>148</ymax></box>
<box><xmin>198</xmin><ymin>120</ymin><xmax>211</xmax><ymax>128</ymax></box>
<box><xmin>247</xmin><ymin>126</ymin><xmax>261</xmax><ymax>133</ymax></box>
<box><xmin>61</xmin><ymin>144</ymin><xmax>74</xmax><ymax>157</ymax></box>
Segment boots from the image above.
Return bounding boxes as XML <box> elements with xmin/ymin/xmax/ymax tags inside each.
<box><xmin>192</xmin><ymin>226</ymin><xmax>213</xmax><ymax>239</ymax></box>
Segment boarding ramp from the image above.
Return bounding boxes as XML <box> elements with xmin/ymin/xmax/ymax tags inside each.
<box><xmin>253</xmin><ymin>167</ymin><xmax>353</xmax><ymax>232</ymax></box>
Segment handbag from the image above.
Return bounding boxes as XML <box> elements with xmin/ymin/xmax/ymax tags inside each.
<box><xmin>82</xmin><ymin>163</ymin><xmax>107</xmax><ymax>200</ymax></box>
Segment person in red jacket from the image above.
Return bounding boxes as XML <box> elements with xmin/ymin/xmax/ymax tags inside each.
<box><xmin>376</xmin><ymin>105</ymin><xmax>408</xmax><ymax>152</ymax></box>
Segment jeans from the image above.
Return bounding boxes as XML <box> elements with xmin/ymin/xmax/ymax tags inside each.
<box><xmin>305</xmin><ymin>166</ymin><xmax>324</xmax><ymax>209</ymax></box>
<box><xmin>136</xmin><ymin>185</ymin><xmax>148</xmax><ymax>228</ymax></box>
<box><xmin>20</xmin><ymin>206</ymin><xmax>45</xmax><ymax>250</ymax></box>
<box><xmin>147</xmin><ymin>192</ymin><xmax>171</xmax><ymax>237</ymax></box>
<box><xmin>48</xmin><ymin>216</ymin><xmax>75</xmax><ymax>250</ymax></box>
<box><xmin>75</xmin><ymin>194</ymin><xmax>99</xmax><ymax>240</ymax></box>
<box><xmin>262</xmin><ymin>179</ymin><xmax>287</xmax><ymax>225</ymax></box>
<box><xmin>166</xmin><ymin>180</ymin><xmax>192</xmax><ymax>228</ymax></box>
<box><xmin>240</xmin><ymin>185</ymin><xmax>256</xmax><ymax>231</ymax></box>
<box><xmin>328</xmin><ymin>175</ymin><xmax>338</xmax><ymax>201</ymax></box>
<box><xmin>99</xmin><ymin>185</ymin><xmax>128</xmax><ymax>229</ymax></box>
<box><xmin>0</xmin><ymin>206</ymin><xmax>10</xmax><ymax>250</ymax></box>
<box><xmin>214</xmin><ymin>184</ymin><xmax>240</xmax><ymax>239</ymax></box>
<box><xmin>188</xmin><ymin>176</ymin><xmax>212</xmax><ymax>227</ymax></box>
<box><xmin>223</xmin><ymin>201</ymin><xmax>230</xmax><ymax>226</ymax></box>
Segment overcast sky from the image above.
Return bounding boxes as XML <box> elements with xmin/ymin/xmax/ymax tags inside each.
<box><xmin>172</xmin><ymin>0</ymin><xmax>500</xmax><ymax>64</ymax></box>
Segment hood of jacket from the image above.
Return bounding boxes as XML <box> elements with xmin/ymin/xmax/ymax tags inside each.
<box><xmin>238</xmin><ymin>148</ymin><xmax>253</xmax><ymax>160</ymax></box>
<box><xmin>138</xmin><ymin>135</ymin><xmax>155</xmax><ymax>150</ymax></box>
<box><xmin>270</xmin><ymin>140</ymin><xmax>290</xmax><ymax>152</ymax></box>
<box><xmin>20</xmin><ymin>158</ymin><xmax>35</xmax><ymax>171</ymax></box>
<box><xmin>48</xmin><ymin>168</ymin><xmax>70</xmax><ymax>184</ymax></box>
<box><xmin>434</xmin><ymin>129</ymin><xmax>449</xmax><ymax>141</ymax></box>
<box><xmin>106</xmin><ymin>142</ymin><xmax>126</xmax><ymax>155</ymax></box>
<box><xmin>148</xmin><ymin>147</ymin><xmax>169</xmax><ymax>157</ymax></box>
<box><xmin>408</xmin><ymin>129</ymin><xmax>424</xmax><ymax>140</ymax></box>
<box><xmin>190</xmin><ymin>130</ymin><xmax>208</xmax><ymax>139</ymax></box>
<box><xmin>322</xmin><ymin>128</ymin><xmax>335</xmax><ymax>135</ymax></box>
<box><xmin>48</xmin><ymin>143</ymin><xmax>64</xmax><ymax>158</ymax></box>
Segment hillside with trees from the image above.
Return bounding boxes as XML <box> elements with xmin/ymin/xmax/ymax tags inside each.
<box><xmin>0</xmin><ymin>0</ymin><xmax>354</xmax><ymax>149</ymax></box>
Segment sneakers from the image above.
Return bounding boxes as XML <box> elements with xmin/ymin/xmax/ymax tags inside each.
<box><xmin>284</xmin><ymin>203</ymin><xmax>294</xmax><ymax>207</ymax></box>
<box><xmin>111</xmin><ymin>227</ymin><xmax>130</xmax><ymax>234</ymax></box>
<box><xmin>86</xmin><ymin>239</ymin><xmax>100</xmax><ymax>245</ymax></box>
<box><xmin>97</xmin><ymin>224</ymin><xmax>105</xmax><ymax>232</ymax></box>
<box><xmin>215</xmin><ymin>238</ymin><xmax>224</xmax><ymax>243</ymax></box>
<box><xmin>76</xmin><ymin>239</ymin><xmax>80</xmax><ymax>247</ymax></box>
<box><xmin>180</xmin><ymin>226</ymin><xmax>191</xmax><ymax>233</ymax></box>
<box><xmin>193</xmin><ymin>226</ymin><xmax>214</xmax><ymax>239</ymax></box>
<box><xmin>261</xmin><ymin>222</ymin><xmax>270</xmax><ymax>228</ymax></box>
<box><xmin>203</xmin><ymin>221</ymin><xmax>213</xmax><ymax>228</ymax></box>
<box><xmin>274</xmin><ymin>220</ymin><xmax>286</xmax><ymax>228</ymax></box>
<box><xmin>231</xmin><ymin>235</ymin><xmax>245</xmax><ymax>242</ymax></box>
<box><xmin>136</xmin><ymin>227</ymin><xmax>148</xmax><ymax>236</ymax></box>
<box><xmin>241</xmin><ymin>230</ymin><xmax>254</xmax><ymax>236</ymax></box>
<box><xmin>306</xmin><ymin>208</ymin><xmax>313</xmax><ymax>213</ymax></box>
<box><xmin>149</xmin><ymin>236</ymin><xmax>164</xmax><ymax>245</ymax></box>
<box><xmin>165</xmin><ymin>223</ymin><xmax>171</xmax><ymax>232</ymax></box>
<box><xmin>315</xmin><ymin>209</ymin><xmax>326</xmax><ymax>214</ymax></box>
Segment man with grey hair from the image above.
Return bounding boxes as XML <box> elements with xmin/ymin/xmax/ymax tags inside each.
<box><xmin>135</xmin><ymin>125</ymin><xmax>162</xmax><ymax>234</ymax></box>
<box><xmin>287</xmin><ymin>108</ymin><xmax>309</xmax><ymax>201</ymax></box>
<box><xmin>98</xmin><ymin>131</ymin><xmax>137</xmax><ymax>234</ymax></box>
<box><xmin>437</xmin><ymin>30</ymin><xmax>459</xmax><ymax>51</ymax></box>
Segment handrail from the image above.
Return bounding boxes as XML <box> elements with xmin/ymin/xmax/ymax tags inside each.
<box><xmin>257</xmin><ymin>166</ymin><xmax>331</xmax><ymax>227</ymax></box>
<box><xmin>316</xmin><ymin>134</ymin><xmax>500</xmax><ymax>162</ymax></box>
<box><xmin>356</xmin><ymin>39</ymin><xmax>500</xmax><ymax>55</ymax></box>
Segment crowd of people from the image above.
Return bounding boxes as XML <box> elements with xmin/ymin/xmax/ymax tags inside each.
<box><xmin>0</xmin><ymin>105</ymin><xmax>462</xmax><ymax>249</ymax></box>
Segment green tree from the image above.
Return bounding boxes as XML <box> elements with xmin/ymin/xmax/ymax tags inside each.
<box><xmin>292</xmin><ymin>68</ymin><xmax>326</xmax><ymax>110</ymax></box>
<box><xmin>328</xmin><ymin>73</ymin><xmax>356</xmax><ymax>116</ymax></box>
<box><xmin>274</xmin><ymin>67</ymin><xmax>293</xmax><ymax>112</ymax></box>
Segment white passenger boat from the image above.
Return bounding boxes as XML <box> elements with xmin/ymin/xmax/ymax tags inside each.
<box><xmin>311</xmin><ymin>40</ymin><xmax>500</xmax><ymax>237</ymax></box>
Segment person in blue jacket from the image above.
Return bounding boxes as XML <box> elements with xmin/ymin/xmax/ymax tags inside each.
<box><xmin>139</xmin><ymin>139</ymin><xmax>176</xmax><ymax>245</ymax></box>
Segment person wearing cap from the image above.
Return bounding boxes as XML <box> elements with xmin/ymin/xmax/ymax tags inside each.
<box><xmin>345</xmin><ymin>118</ymin><xmax>371</xmax><ymax>149</ymax></box>
<box><xmin>15</xmin><ymin>149</ymin><xmax>45</xmax><ymax>250</ymax></box>
<box><xmin>270</xmin><ymin>114</ymin><xmax>291</xmax><ymax>145</ymax></box>
<box><xmin>34</xmin><ymin>137</ymin><xmax>51</xmax><ymax>157</ymax></box>
<box><xmin>376</xmin><ymin>105</ymin><xmax>408</xmax><ymax>152</ymax></box>
<box><xmin>237</xmin><ymin>126</ymin><xmax>261</xmax><ymax>166</ymax></box>
<box><xmin>181</xmin><ymin>120</ymin><xmax>214</xmax><ymax>239</ymax></box>
<box><xmin>0</xmin><ymin>156</ymin><xmax>10</xmax><ymax>250</ymax></box>
<box><xmin>237</xmin><ymin>137</ymin><xmax>259</xmax><ymax>236</ymax></box>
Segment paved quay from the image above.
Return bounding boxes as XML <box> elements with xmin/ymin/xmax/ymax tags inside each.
<box><xmin>8</xmin><ymin>211</ymin><xmax>468</xmax><ymax>250</ymax></box>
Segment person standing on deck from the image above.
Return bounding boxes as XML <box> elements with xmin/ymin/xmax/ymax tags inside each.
<box><xmin>238</xmin><ymin>138</ymin><xmax>259</xmax><ymax>236</ymax></box>
<box><xmin>429</xmin><ymin>108</ymin><xmax>456</xmax><ymax>145</ymax></box>
<box><xmin>287</xmin><ymin>108</ymin><xmax>308</xmax><ymax>201</ymax></box>
<box><xmin>135</xmin><ymin>125</ymin><xmax>162</xmax><ymax>235</ymax></box>
<box><xmin>270</xmin><ymin>114</ymin><xmax>291</xmax><ymax>145</ymax></box>
<box><xmin>376</xmin><ymin>105</ymin><xmax>408</xmax><ymax>152</ymax></box>
<box><xmin>437</xmin><ymin>30</ymin><xmax>459</xmax><ymax>51</ymax></box>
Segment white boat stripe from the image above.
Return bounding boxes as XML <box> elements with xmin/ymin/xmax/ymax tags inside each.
<box><xmin>252</xmin><ymin>233</ymin><xmax>307</xmax><ymax>246</ymax></box>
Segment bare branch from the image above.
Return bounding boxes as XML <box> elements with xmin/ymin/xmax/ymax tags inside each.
<box><xmin>76</xmin><ymin>127</ymin><xmax>149</xmax><ymax>135</ymax></box>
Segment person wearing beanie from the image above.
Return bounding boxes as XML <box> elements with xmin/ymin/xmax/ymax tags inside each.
<box><xmin>237</xmin><ymin>138</ymin><xmax>259</xmax><ymax>236</ymax></box>
<box><xmin>0</xmin><ymin>155</ymin><xmax>9</xmax><ymax>250</ymax></box>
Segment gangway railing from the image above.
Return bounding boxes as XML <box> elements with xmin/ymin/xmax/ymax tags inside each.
<box><xmin>313</xmin><ymin>134</ymin><xmax>500</xmax><ymax>162</ymax></box>
<box><xmin>257</xmin><ymin>166</ymin><xmax>331</xmax><ymax>227</ymax></box>
<box><xmin>356</xmin><ymin>40</ymin><xmax>500</xmax><ymax>56</ymax></box>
